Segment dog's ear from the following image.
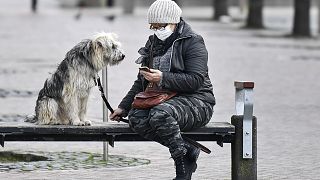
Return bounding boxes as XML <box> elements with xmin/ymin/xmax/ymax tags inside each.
<box><xmin>82</xmin><ymin>40</ymin><xmax>93</xmax><ymax>58</ymax></box>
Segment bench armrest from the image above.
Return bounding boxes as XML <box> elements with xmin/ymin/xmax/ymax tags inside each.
<box><xmin>234</xmin><ymin>81</ymin><xmax>254</xmax><ymax>159</ymax></box>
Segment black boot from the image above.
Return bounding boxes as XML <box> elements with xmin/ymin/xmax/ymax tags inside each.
<box><xmin>185</xmin><ymin>142</ymin><xmax>200</xmax><ymax>163</ymax></box>
<box><xmin>172</xmin><ymin>153</ymin><xmax>197</xmax><ymax>180</ymax></box>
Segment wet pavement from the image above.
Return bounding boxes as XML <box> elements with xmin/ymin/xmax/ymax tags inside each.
<box><xmin>0</xmin><ymin>1</ymin><xmax>320</xmax><ymax>179</ymax></box>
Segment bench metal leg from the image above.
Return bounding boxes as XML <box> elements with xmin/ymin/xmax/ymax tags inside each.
<box><xmin>231</xmin><ymin>115</ymin><xmax>257</xmax><ymax>180</ymax></box>
<box><xmin>1</xmin><ymin>134</ymin><xmax>5</xmax><ymax>147</ymax></box>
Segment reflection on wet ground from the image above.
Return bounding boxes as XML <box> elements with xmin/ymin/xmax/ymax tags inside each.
<box><xmin>291</xmin><ymin>55</ymin><xmax>320</xmax><ymax>61</ymax></box>
<box><xmin>0</xmin><ymin>89</ymin><xmax>37</xmax><ymax>98</ymax></box>
<box><xmin>0</xmin><ymin>68</ymin><xmax>25</xmax><ymax>75</ymax></box>
<box><xmin>247</xmin><ymin>42</ymin><xmax>320</xmax><ymax>51</ymax></box>
<box><xmin>0</xmin><ymin>114</ymin><xmax>26</xmax><ymax>122</ymax></box>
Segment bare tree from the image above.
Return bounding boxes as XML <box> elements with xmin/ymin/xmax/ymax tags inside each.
<box><xmin>292</xmin><ymin>0</ymin><xmax>311</xmax><ymax>37</ymax></box>
<box><xmin>213</xmin><ymin>0</ymin><xmax>229</xmax><ymax>20</ymax></box>
<box><xmin>106</xmin><ymin>0</ymin><xmax>114</xmax><ymax>7</ymax></box>
<box><xmin>246</xmin><ymin>0</ymin><xmax>264</xmax><ymax>29</ymax></box>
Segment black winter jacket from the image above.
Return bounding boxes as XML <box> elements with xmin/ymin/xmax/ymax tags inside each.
<box><xmin>118</xmin><ymin>20</ymin><xmax>215</xmax><ymax>113</ymax></box>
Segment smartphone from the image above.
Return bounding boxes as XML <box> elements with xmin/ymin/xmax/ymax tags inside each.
<box><xmin>139</xmin><ymin>66</ymin><xmax>151</xmax><ymax>72</ymax></box>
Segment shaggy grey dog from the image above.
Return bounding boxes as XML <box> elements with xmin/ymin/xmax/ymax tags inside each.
<box><xmin>26</xmin><ymin>32</ymin><xmax>125</xmax><ymax>126</ymax></box>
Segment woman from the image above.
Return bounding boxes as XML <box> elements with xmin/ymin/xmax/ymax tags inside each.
<box><xmin>110</xmin><ymin>0</ymin><xmax>215</xmax><ymax>179</ymax></box>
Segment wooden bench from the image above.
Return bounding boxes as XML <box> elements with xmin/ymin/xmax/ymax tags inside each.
<box><xmin>0</xmin><ymin>81</ymin><xmax>257</xmax><ymax>180</ymax></box>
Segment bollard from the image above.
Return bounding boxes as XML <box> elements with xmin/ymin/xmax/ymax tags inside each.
<box><xmin>231</xmin><ymin>115</ymin><xmax>257</xmax><ymax>180</ymax></box>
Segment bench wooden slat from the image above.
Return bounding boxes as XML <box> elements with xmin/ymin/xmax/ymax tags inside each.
<box><xmin>0</xmin><ymin>122</ymin><xmax>234</xmax><ymax>134</ymax></box>
<box><xmin>0</xmin><ymin>122</ymin><xmax>234</xmax><ymax>144</ymax></box>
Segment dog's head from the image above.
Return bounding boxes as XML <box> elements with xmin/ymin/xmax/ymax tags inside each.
<box><xmin>89</xmin><ymin>32</ymin><xmax>125</xmax><ymax>70</ymax></box>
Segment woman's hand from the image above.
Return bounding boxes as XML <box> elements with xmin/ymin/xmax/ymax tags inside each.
<box><xmin>109</xmin><ymin>108</ymin><xmax>125</xmax><ymax>122</ymax></box>
<box><xmin>140</xmin><ymin>69</ymin><xmax>163</xmax><ymax>83</ymax></box>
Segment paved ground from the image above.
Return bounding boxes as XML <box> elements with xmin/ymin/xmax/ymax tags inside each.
<box><xmin>0</xmin><ymin>1</ymin><xmax>320</xmax><ymax>179</ymax></box>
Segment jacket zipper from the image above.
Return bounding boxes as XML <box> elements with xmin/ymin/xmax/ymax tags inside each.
<box><xmin>168</xmin><ymin>36</ymin><xmax>191</xmax><ymax>72</ymax></box>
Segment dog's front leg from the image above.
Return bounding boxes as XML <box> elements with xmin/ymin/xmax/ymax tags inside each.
<box><xmin>66</xmin><ymin>96</ymin><xmax>84</xmax><ymax>126</ymax></box>
<box><xmin>79</xmin><ymin>95</ymin><xmax>91</xmax><ymax>126</ymax></box>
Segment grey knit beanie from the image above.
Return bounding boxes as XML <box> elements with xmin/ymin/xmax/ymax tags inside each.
<box><xmin>148</xmin><ymin>0</ymin><xmax>182</xmax><ymax>24</ymax></box>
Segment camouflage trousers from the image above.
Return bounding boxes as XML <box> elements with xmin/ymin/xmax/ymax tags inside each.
<box><xmin>128</xmin><ymin>95</ymin><xmax>214</xmax><ymax>157</ymax></box>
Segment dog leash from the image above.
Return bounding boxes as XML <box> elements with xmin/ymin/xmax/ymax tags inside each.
<box><xmin>95</xmin><ymin>75</ymin><xmax>129</xmax><ymax>124</ymax></box>
<box><xmin>95</xmin><ymin>75</ymin><xmax>211</xmax><ymax>154</ymax></box>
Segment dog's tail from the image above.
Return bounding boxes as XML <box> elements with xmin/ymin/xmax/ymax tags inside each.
<box><xmin>25</xmin><ymin>114</ymin><xmax>37</xmax><ymax>123</ymax></box>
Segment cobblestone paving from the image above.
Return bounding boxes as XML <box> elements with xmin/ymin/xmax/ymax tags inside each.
<box><xmin>0</xmin><ymin>1</ymin><xmax>320</xmax><ymax>179</ymax></box>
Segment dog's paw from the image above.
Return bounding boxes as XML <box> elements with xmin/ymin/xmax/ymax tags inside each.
<box><xmin>84</xmin><ymin>120</ymin><xmax>92</xmax><ymax>126</ymax></box>
<box><xmin>72</xmin><ymin>120</ymin><xmax>85</xmax><ymax>126</ymax></box>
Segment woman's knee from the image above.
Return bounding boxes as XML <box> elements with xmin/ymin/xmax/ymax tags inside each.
<box><xmin>128</xmin><ymin>109</ymin><xmax>150</xmax><ymax>130</ymax></box>
<box><xmin>149</xmin><ymin>106</ymin><xmax>175</xmax><ymax>128</ymax></box>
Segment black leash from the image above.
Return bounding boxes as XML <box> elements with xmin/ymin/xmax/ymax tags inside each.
<box><xmin>95</xmin><ymin>75</ymin><xmax>211</xmax><ymax>154</ymax></box>
<box><xmin>96</xmin><ymin>76</ymin><xmax>129</xmax><ymax>124</ymax></box>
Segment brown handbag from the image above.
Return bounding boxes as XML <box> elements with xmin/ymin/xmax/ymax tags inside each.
<box><xmin>132</xmin><ymin>83</ymin><xmax>177</xmax><ymax>109</ymax></box>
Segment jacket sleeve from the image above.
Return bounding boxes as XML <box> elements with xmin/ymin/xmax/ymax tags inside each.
<box><xmin>161</xmin><ymin>35</ymin><xmax>208</xmax><ymax>93</ymax></box>
<box><xmin>118</xmin><ymin>37</ymin><xmax>152</xmax><ymax>114</ymax></box>
<box><xmin>118</xmin><ymin>73</ymin><xmax>144</xmax><ymax>115</ymax></box>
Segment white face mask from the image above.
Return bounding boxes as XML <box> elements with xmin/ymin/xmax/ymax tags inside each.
<box><xmin>154</xmin><ymin>25</ymin><xmax>173</xmax><ymax>41</ymax></box>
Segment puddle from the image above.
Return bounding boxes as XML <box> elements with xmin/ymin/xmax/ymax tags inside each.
<box><xmin>291</xmin><ymin>56</ymin><xmax>320</xmax><ymax>62</ymax></box>
<box><xmin>247</xmin><ymin>42</ymin><xmax>320</xmax><ymax>51</ymax></box>
<box><xmin>0</xmin><ymin>89</ymin><xmax>37</xmax><ymax>98</ymax></box>
<box><xmin>0</xmin><ymin>151</ymin><xmax>49</xmax><ymax>163</ymax></box>
<box><xmin>0</xmin><ymin>68</ymin><xmax>26</xmax><ymax>75</ymax></box>
<box><xmin>16</xmin><ymin>58</ymin><xmax>44</xmax><ymax>63</ymax></box>
<box><xmin>0</xmin><ymin>151</ymin><xmax>150</xmax><ymax>172</ymax></box>
<box><xmin>0</xmin><ymin>114</ymin><xmax>26</xmax><ymax>122</ymax></box>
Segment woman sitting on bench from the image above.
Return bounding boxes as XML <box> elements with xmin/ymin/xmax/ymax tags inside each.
<box><xmin>110</xmin><ymin>0</ymin><xmax>215</xmax><ymax>179</ymax></box>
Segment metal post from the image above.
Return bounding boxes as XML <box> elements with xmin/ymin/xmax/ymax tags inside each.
<box><xmin>102</xmin><ymin>68</ymin><xmax>108</xmax><ymax>161</ymax></box>
<box><xmin>231</xmin><ymin>81</ymin><xmax>257</xmax><ymax>180</ymax></box>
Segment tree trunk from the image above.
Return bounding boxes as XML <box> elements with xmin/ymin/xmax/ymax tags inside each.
<box><xmin>293</xmin><ymin>0</ymin><xmax>311</xmax><ymax>37</ymax></box>
<box><xmin>213</xmin><ymin>0</ymin><xmax>229</xmax><ymax>21</ymax></box>
<box><xmin>319</xmin><ymin>0</ymin><xmax>320</xmax><ymax>34</ymax></box>
<box><xmin>246</xmin><ymin>0</ymin><xmax>264</xmax><ymax>29</ymax></box>
<box><xmin>31</xmin><ymin>0</ymin><xmax>37</xmax><ymax>12</ymax></box>
<box><xmin>123</xmin><ymin>0</ymin><xmax>134</xmax><ymax>14</ymax></box>
<box><xmin>106</xmin><ymin>0</ymin><xmax>114</xmax><ymax>7</ymax></box>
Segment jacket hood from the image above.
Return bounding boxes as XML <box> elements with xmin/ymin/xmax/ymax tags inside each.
<box><xmin>176</xmin><ymin>18</ymin><xmax>196</xmax><ymax>39</ymax></box>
